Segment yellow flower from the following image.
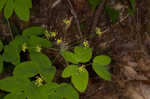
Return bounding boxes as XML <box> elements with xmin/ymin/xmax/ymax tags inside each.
<box><xmin>56</xmin><ymin>39</ymin><xmax>62</xmax><ymax>45</ymax></box>
<box><xmin>83</xmin><ymin>40</ymin><xmax>89</xmax><ymax>47</ymax></box>
<box><xmin>63</xmin><ymin>19</ymin><xmax>71</xmax><ymax>25</ymax></box>
<box><xmin>36</xmin><ymin>45</ymin><xmax>42</xmax><ymax>52</ymax></box>
<box><xmin>35</xmin><ymin>77</ymin><xmax>44</xmax><ymax>87</ymax></box>
<box><xmin>45</xmin><ymin>31</ymin><xmax>57</xmax><ymax>39</ymax></box>
<box><xmin>45</xmin><ymin>30</ymin><xmax>51</xmax><ymax>39</ymax></box>
<box><xmin>50</xmin><ymin>32</ymin><xmax>57</xmax><ymax>38</ymax></box>
<box><xmin>78</xmin><ymin>65</ymin><xmax>86</xmax><ymax>72</ymax></box>
<box><xmin>22</xmin><ymin>43</ymin><xmax>27</xmax><ymax>52</ymax></box>
<box><xmin>96</xmin><ymin>27</ymin><xmax>102</xmax><ymax>36</ymax></box>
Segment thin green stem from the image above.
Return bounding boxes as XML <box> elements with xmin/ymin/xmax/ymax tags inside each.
<box><xmin>7</xmin><ymin>19</ymin><xmax>14</xmax><ymax>40</ymax></box>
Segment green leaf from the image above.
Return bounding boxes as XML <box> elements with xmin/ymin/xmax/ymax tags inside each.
<box><xmin>0</xmin><ymin>40</ymin><xmax>3</xmax><ymax>52</ymax></box>
<box><xmin>43</xmin><ymin>83</ymin><xmax>61</xmax><ymax>99</ymax></box>
<box><xmin>128</xmin><ymin>0</ymin><xmax>136</xmax><ymax>15</ymax></box>
<box><xmin>30</xmin><ymin>52</ymin><xmax>56</xmax><ymax>81</ymax></box>
<box><xmin>105</xmin><ymin>7</ymin><xmax>119</xmax><ymax>24</ymax></box>
<box><xmin>2</xmin><ymin>36</ymin><xmax>27</xmax><ymax>65</ymax></box>
<box><xmin>44</xmin><ymin>82</ymin><xmax>59</xmax><ymax>93</ymax></box>
<box><xmin>3</xmin><ymin>44</ymin><xmax>20</xmax><ymax>65</ymax></box>
<box><xmin>62</xmin><ymin>65</ymin><xmax>78</xmax><ymax>78</ymax></box>
<box><xmin>48</xmin><ymin>93</ymin><xmax>63</xmax><ymax>99</ymax></box>
<box><xmin>4</xmin><ymin>92</ymin><xmax>26</xmax><ymax>99</ymax></box>
<box><xmin>93</xmin><ymin>55</ymin><xmax>111</xmax><ymax>65</ymax></box>
<box><xmin>26</xmin><ymin>0</ymin><xmax>32</xmax><ymax>8</ymax></box>
<box><xmin>11</xmin><ymin>35</ymin><xmax>28</xmax><ymax>52</ymax></box>
<box><xmin>40</xmin><ymin>66</ymin><xmax>56</xmax><ymax>82</ymax></box>
<box><xmin>92</xmin><ymin>63</ymin><xmax>111</xmax><ymax>81</ymax></box>
<box><xmin>15</xmin><ymin>8</ymin><xmax>29</xmax><ymax>21</ymax></box>
<box><xmin>74</xmin><ymin>46</ymin><xmax>92</xmax><ymax>63</ymax></box>
<box><xmin>0</xmin><ymin>0</ymin><xmax>7</xmax><ymax>12</ymax></box>
<box><xmin>0</xmin><ymin>77</ymin><xmax>30</xmax><ymax>92</ymax></box>
<box><xmin>23</xmin><ymin>26</ymin><xmax>46</xmax><ymax>37</ymax></box>
<box><xmin>0</xmin><ymin>55</ymin><xmax>3</xmax><ymax>73</ymax></box>
<box><xmin>4</xmin><ymin>0</ymin><xmax>14</xmax><ymax>19</ymax></box>
<box><xmin>88</xmin><ymin>0</ymin><xmax>101</xmax><ymax>11</ymax></box>
<box><xmin>129</xmin><ymin>0</ymin><xmax>135</xmax><ymax>8</ymax></box>
<box><xmin>71</xmin><ymin>68</ymin><xmax>88</xmax><ymax>92</ymax></box>
<box><xmin>26</xmin><ymin>85</ymin><xmax>48</xmax><ymax>99</ymax></box>
<box><xmin>28</xmin><ymin>36</ymin><xmax>52</xmax><ymax>48</ymax></box>
<box><xmin>14</xmin><ymin>0</ymin><xmax>30</xmax><ymax>21</ymax></box>
<box><xmin>13</xmin><ymin>61</ymin><xmax>39</xmax><ymax>78</ymax></box>
<box><xmin>30</xmin><ymin>52</ymin><xmax>52</xmax><ymax>68</ymax></box>
<box><xmin>11</xmin><ymin>36</ymin><xmax>27</xmax><ymax>49</ymax></box>
<box><xmin>56</xmin><ymin>83</ymin><xmax>79</xmax><ymax>99</ymax></box>
<box><xmin>61</xmin><ymin>51</ymin><xmax>79</xmax><ymax>64</ymax></box>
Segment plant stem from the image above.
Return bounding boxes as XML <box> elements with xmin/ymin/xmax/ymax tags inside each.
<box><xmin>7</xmin><ymin>19</ymin><xmax>14</xmax><ymax>40</ymax></box>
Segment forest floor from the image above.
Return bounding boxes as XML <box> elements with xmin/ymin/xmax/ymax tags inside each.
<box><xmin>1</xmin><ymin>0</ymin><xmax>150</xmax><ymax>99</ymax></box>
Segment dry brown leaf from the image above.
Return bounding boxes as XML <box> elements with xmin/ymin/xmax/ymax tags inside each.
<box><xmin>113</xmin><ymin>3</ymin><xmax>125</xmax><ymax>11</ymax></box>
<box><xmin>138</xmin><ymin>58</ymin><xmax>150</xmax><ymax>72</ymax></box>
<box><xmin>126</xmin><ymin>83</ymin><xmax>150</xmax><ymax>99</ymax></box>
<box><xmin>123</xmin><ymin>66</ymin><xmax>148</xmax><ymax>80</ymax></box>
<box><xmin>124</xmin><ymin>66</ymin><xmax>138</xmax><ymax>80</ymax></box>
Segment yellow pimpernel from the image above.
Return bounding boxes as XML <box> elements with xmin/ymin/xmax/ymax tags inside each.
<box><xmin>45</xmin><ymin>30</ymin><xmax>51</xmax><ymax>40</ymax></box>
<box><xmin>45</xmin><ymin>30</ymin><xmax>57</xmax><ymax>39</ymax></box>
<box><xmin>63</xmin><ymin>19</ymin><xmax>71</xmax><ymax>25</ymax></box>
<box><xmin>83</xmin><ymin>40</ymin><xmax>89</xmax><ymax>47</ymax></box>
<box><xmin>96</xmin><ymin>27</ymin><xmax>102</xmax><ymax>36</ymax></box>
<box><xmin>35</xmin><ymin>77</ymin><xmax>44</xmax><ymax>87</ymax></box>
<box><xmin>50</xmin><ymin>32</ymin><xmax>57</xmax><ymax>38</ymax></box>
<box><xmin>56</xmin><ymin>39</ymin><xmax>62</xmax><ymax>45</ymax></box>
<box><xmin>22</xmin><ymin>43</ymin><xmax>27</xmax><ymax>52</ymax></box>
<box><xmin>78</xmin><ymin>65</ymin><xmax>86</xmax><ymax>72</ymax></box>
<box><xmin>36</xmin><ymin>45</ymin><xmax>42</xmax><ymax>52</ymax></box>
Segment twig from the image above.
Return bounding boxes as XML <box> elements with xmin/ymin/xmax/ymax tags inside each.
<box><xmin>101</xmin><ymin>14</ymin><xmax>130</xmax><ymax>35</ymax></box>
<box><xmin>66</xmin><ymin>0</ymin><xmax>83</xmax><ymax>39</ymax></box>
<box><xmin>89</xmin><ymin>0</ymin><xmax>106</xmax><ymax>40</ymax></box>
<box><xmin>51</xmin><ymin>0</ymin><xmax>62</xmax><ymax>9</ymax></box>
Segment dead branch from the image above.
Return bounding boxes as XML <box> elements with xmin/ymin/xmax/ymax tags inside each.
<box><xmin>101</xmin><ymin>14</ymin><xmax>130</xmax><ymax>35</ymax></box>
<box><xmin>66</xmin><ymin>0</ymin><xmax>83</xmax><ymax>39</ymax></box>
<box><xmin>89</xmin><ymin>0</ymin><xmax>106</xmax><ymax>40</ymax></box>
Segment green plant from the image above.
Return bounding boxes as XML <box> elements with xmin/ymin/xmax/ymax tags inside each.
<box><xmin>2</xmin><ymin>26</ymin><xmax>51</xmax><ymax>65</ymax></box>
<box><xmin>0</xmin><ymin>26</ymin><xmax>112</xmax><ymax>98</ymax></box>
<box><xmin>128</xmin><ymin>0</ymin><xmax>136</xmax><ymax>14</ymax></box>
<box><xmin>0</xmin><ymin>0</ymin><xmax>32</xmax><ymax>21</ymax></box>
<box><xmin>61</xmin><ymin>46</ymin><xmax>111</xmax><ymax>92</ymax></box>
<box><xmin>0</xmin><ymin>61</ymin><xmax>79</xmax><ymax>99</ymax></box>
<box><xmin>0</xmin><ymin>26</ymin><xmax>79</xmax><ymax>99</ymax></box>
<box><xmin>105</xmin><ymin>6</ymin><xmax>119</xmax><ymax>24</ymax></box>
